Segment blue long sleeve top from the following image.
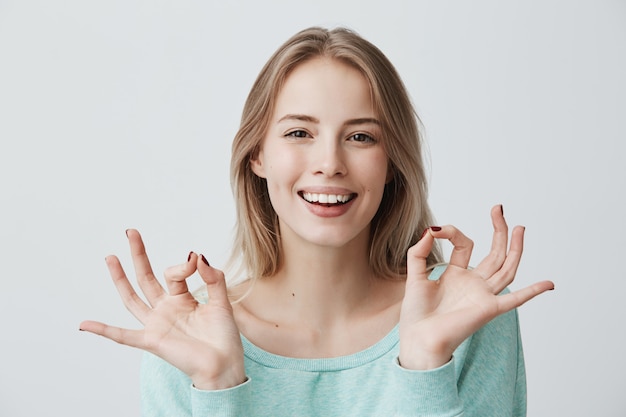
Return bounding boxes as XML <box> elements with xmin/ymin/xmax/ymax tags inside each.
<box><xmin>140</xmin><ymin>268</ymin><xmax>527</xmax><ymax>416</ymax></box>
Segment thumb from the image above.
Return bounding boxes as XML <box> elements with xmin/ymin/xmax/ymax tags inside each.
<box><xmin>196</xmin><ymin>255</ymin><xmax>230</xmax><ymax>307</ymax></box>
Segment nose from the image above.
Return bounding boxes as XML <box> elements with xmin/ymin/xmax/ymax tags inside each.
<box><xmin>312</xmin><ymin>136</ymin><xmax>347</xmax><ymax>177</ymax></box>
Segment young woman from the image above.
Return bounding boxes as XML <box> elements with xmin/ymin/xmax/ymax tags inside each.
<box><xmin>81</xmin><ymin>27</ymin><xmax>554</xmax><ymax>416</ymax></box>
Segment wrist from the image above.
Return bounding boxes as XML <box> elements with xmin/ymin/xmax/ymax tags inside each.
<box><xmin>398</xmin><ymin>348</ymin><xmax>452</xmax><ymax>371</ymax></box>
<box><xmin>192</xmin><ymin>366</ymin><xmax>247</xmax><ymax>391</ymax></box>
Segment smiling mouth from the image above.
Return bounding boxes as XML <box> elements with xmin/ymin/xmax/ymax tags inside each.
<box><xmin>299</xmin><ymin>191</ymin><xmax>356</xmax><ymax>205</ymax></box>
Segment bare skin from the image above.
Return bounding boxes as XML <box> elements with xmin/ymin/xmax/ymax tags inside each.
<box><xmin>80</xmin><ymin>232</ymin><xmax>246</xmax><ymax>390</ymax></box>
<box><xmin>80</xmin><ymin>58</ymin><xmax>554</xmax><ymax>388</ymax></box>
<box><xmin>231</xmin><ymin>265</ymin><xmax>406</xmax><ymax>359</ymax></box>
<box><xmin>80</xmin><ymin>206</ymin><xmax>554</xmax><ymax>389</ymax></box>
<box><xmin>399</xmin><ymin>205</ymin><xmax>555</xmax><ymax>370</ymax></box>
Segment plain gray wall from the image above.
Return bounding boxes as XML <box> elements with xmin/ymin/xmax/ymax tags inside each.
<box><xmin>1</xmin><ymin>0</ymin><xmax>624</xmax><ymax>415</ymax></box>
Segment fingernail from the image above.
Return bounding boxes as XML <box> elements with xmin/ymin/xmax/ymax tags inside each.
<box><xmin>187</xmin><ymin>251</ymin><xmax>193</xmax><ymax>262</ymax></box>
<box><xmin>430</xmin><ymin>226</ymin><xmax>442</xmax><ymax>232</ymax></box>
<box><xmin>125</xmin><ymin>229</ymin><xmax>130</xmax><ymax>237</ymax></box>
<box><xmin>79</xmin><ymin>328</ymin><xmax>84</xmax><ymax>331</ymax></box>
<box><xmin>500</xmin><ymin>204</ymin><xmax>504</xmax><ymax>216</ymax></box>
<box><xmin>201</xmin><ymin>254</ymin><xmax>210</xmax><ymax>267</ymax></box>
<box><xmin>420</xmin><ymin>228</ymin><xmax>429</xmax><ymax>238</ymax></box>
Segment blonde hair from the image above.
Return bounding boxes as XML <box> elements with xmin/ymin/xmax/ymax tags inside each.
<box><xmin>228</xmin><ymin>26</ymin><xmax>442</xmax><ymax>285</ymax></box>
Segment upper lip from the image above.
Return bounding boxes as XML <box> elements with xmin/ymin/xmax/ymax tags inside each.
<box><xmin>297</xmin><ymin>186</ymin><xmax>356</xmax><ymax>195</ymax></box>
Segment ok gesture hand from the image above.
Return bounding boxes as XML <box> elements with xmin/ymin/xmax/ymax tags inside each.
<box><xmin>399</xmin><ymin>206</ymin><xmax>554</xmax><ymax>370</ymax></box>
<box><xmin>80</xmin><ymin>230</ymin><xmax>246</xmax><ymax>390</ymax></box>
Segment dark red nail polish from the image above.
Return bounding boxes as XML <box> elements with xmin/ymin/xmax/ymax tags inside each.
<box><xmin>187</xmin><ymin>251</ymin><xmax>193</xmax><ymax>262</ymax></box>
<box><xmin>430</xmin><ymin>226</ymin><xmax>442</xmax><ymax>232</ymax></box>
<box><xmin>500</xmin><ymin>205</ymin><xmax>504</xmax><ymax>216</ymax></box>
<box><xmin>125</xmin><ymin>229</ymin><xmax>130</xmax><ymax>237</ymax></box>
<box><xmin>420</xmin><ymin>228</ymin><xmax>429</xmax><ymax>238</ymax></box>
<box><xmin>201</xmin><ymin>255</ymin><xmax>210</xmax><ymax>267</ymax></box>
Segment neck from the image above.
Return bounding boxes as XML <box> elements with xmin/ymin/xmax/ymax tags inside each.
<box><xmin>233</xmin><ymin>222</ymin><xmax>406</xmax><ymax>358</ymax></box>
<box><xmin>247</xmin><ymin>224</ymin><xmax>378</xmax><ymax>329</ymax></box>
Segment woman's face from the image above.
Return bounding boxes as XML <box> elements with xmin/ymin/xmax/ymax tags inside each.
<box><xmin>251</xmin><ymin>57</ymin><xmax>390</xmax><ymax>250</ymax></box>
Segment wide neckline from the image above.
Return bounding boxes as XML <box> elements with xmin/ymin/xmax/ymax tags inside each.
<box><xmin>241</xmin><ymin>323</ymin><xmax>400</xmax><ymax>372</ymax></box>
<box><xmin>202</xmin><ymin>265</ymin><xmax>448</xmax><ymax>372</ymax></box>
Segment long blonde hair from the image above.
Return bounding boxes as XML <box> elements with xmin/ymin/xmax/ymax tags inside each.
<box><xmin>228</xmin><ymin>27</ymin><xmax>442</xmax><ymax>285</ymax></box>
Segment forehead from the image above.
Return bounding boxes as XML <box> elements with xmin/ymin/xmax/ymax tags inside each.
<box><xmin>272</xmin><ymin>58</ymin><xmax>375</xmax><ymax>121</ymax></box>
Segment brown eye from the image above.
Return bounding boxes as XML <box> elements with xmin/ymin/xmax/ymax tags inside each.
<box><xmin>349</xmin><ymin>133</ymin><xmax>375</xmax><ymax>143</ymax></box>
<box><xmin>286</xmin><ymin>130</ymin><xmax>310</xmax><ymax>138</ymax></box>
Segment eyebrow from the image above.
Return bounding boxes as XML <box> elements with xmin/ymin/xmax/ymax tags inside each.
<box><xmin>277</xmin><ymin>114</ymin><xmax>381</xmax><ymax>126</ymax></box>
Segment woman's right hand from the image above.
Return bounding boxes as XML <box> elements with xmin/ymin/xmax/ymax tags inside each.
<box><xmin>80</xmin><ymin>229</ymin><xmax>246</xmax><ymax>391</ymax></box>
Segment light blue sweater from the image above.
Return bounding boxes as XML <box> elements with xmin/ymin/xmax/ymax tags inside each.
<box><xmin>141</xmin><ymin>270</ymin><xmax>526</xmax><ymax>416</ymax></box>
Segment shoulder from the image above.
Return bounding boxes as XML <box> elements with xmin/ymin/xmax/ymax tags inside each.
<box><xmin>478</xmin><ymin>287</ymin><xmax>521</xmax><ymax>348</ymax></box>
<box><xmin>452</xmin><ymin>288</ymin><xmax>524</xmax><ymax>391</ymax></box>
<box><xmin>451</xmin><ymin>294</ymin><xmax>526</xmax><ymax>415</ymax></box>
<box><xmin>141</xmin><ymin>351</ymin><xmax>190</xmax><ymax>387</ymax></box>
<box><xmin>141</xmin><ymin>352</ymin><xmax>193</xmax><ymax>414</ymax></box>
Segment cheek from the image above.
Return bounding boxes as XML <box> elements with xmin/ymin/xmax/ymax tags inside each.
<box><xmin>358</xmin><ymin>154</ymin><xmax>389</xmax><ymax>207</ymax></box>
<box><xmin>367</xmin><ymin>153</ymin><xmax>390</xmax><ymax>188</ymax></box>
<box><xmin>269</xmin><ymin>145</ymin><xmax>307</xmax><ymax>175</ymax></box>
<box><xmin>264</xmin><ymin>157</ymin><xmax>300</xmax><ymax>196</ymax></box>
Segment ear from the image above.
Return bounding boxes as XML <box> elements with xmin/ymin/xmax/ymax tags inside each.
<box><xmin>250</xmin><ymin>149</ymin><xmax>266</xmax><ymax>179</ymax></box>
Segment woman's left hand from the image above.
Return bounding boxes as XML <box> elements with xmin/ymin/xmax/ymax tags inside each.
<box><xmin>398</xmin><ymin>205</ymin><xmax>554</xmax><ymax>370</ymax></box>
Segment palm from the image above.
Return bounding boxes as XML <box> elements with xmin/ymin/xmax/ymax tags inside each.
<box><xmin>399</xmin><ymin>206</ymin><xmax>554</xmax><ymax>370</ymax></box>
<box><xmin>401</xmin><ymin>266</ymin><xmax>500</xmax><ymax>361</ymax></box>
<box><xmin>80</xmin><ymin>230</ymin><xmax>245</xmax><ymax>390</ymax></box>
<box><xmin>140</xmin><ymin>292</ymin><xmax>242</xmax><ymax>378</ymax></box>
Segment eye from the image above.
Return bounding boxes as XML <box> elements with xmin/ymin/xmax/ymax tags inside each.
<box><xmin>285</xmin><ymin>130</ymin><xmax>311</xmax><ymax>139</ymax></box>
<box><xmin>348</xmin><ymin>133</ymin><xmax>376</xmax><ymax>143</ymax></box>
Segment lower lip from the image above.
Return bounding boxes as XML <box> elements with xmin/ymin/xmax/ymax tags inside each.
<box><xmin>301</xmin><ymin>197</ymin><xmax>356</xmax><ymax>218</ymax></box>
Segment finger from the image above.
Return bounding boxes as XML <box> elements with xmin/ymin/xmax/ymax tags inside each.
<box><xmin>126</xmin><ymin>229</ymin><xmax>165</xmax><ymax>305</ymax></box>
<box><xmin>196</xmin><ymin>255</ymin><xmax>230</xmax><ymax>308</ymax></box>
<box><xmin>163</xmin><ymin>252</ymin><xmax>197</xmax><ymax>296</ymax></box>
<box><xmin>105</xmin><ymin>255</ymin><xmax>150</xmax><ymax>322</ymax></box>
<box><xmin>406</xmin><ymin>230</ymin><xmax>436</xmax><ymax>283</ymax></box>
<box><xmin>428</xmin><ymin>226</ymin><xmax>474</xmax><ymax>269</ymax></box>
<box><xmin>496</xmin><ymin>280</ymin><xmax>555</xmax><ymax>313</ymax></box>
<box><xmin>487</xmin><ymin>225</ymin><xmax>525</xmax><ymax>294</ymax></box>
<box><xmin>79</xmin><ymin>320</ymin><xmax>146</xmax><ymax>349</ymax></box>
<box><xmin>474</xmin><ymin>205</ymin><xmax>508</xmax><ymax>278</ymax></box>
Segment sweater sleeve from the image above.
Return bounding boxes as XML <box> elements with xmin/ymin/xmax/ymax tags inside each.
<box><xmin>393</xmin><ymin>357</ymin><xmax>464</xmax><ymax>417</ymax></box>
<box><xmin>140</xmin><ymin>352</ymin><xmax>251</xmax><ymax>417</ymax></box>
<box><xmin>454</xmin><ymin>307</ymin><xmax>527</xmax><ymax>417</ymax></box>
<box><xmin>392</xmin><ymin>305</ymin><xmax>527</xmax><ymax>416</ymax></box>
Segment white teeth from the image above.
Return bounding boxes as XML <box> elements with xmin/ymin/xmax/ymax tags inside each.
<box><xmin>302</xmin><ymin>192</ymin><xmax>353</xmax><ymax>204</ymax></box>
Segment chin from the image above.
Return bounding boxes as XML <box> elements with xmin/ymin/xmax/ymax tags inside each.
<box><xmin>298</xmin><ymin>227</ymin><xmax>369</xmax><ymax>250</ymax></box>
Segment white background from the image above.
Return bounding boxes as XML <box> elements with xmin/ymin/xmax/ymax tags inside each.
<box><xmin>1</xmin><ymin>1</ymin><xmax>624</xmax><ymax>415</ymax></box>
